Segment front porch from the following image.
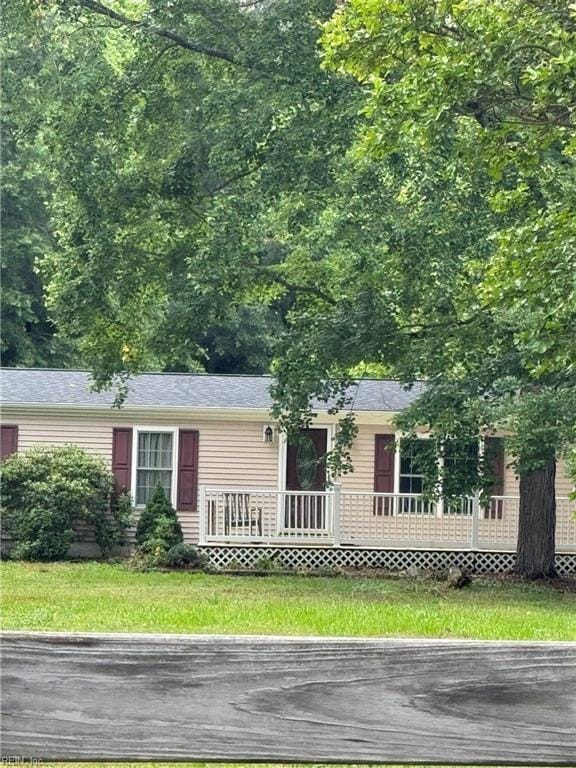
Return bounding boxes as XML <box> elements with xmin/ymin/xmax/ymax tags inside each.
<box><xmin>198</xmin><ymin>487</ymin><xmax>576</xmax><ymax>553</ymax></box>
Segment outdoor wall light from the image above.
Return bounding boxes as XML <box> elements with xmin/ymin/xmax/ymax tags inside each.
<box><xmin>263</xmin><ymin>425</ymin><xmax>274</xmax><ymax>443</ymax></box>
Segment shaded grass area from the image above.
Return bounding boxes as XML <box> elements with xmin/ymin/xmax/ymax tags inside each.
<box><xmin>2</xmin><ymin>561</ymin><xmax>575</xmax><ymax>639</ymax></box>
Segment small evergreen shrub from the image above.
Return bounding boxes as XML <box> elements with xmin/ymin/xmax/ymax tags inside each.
<box><xmin>1</xmin><ymin>445</ymin><xmax>131</xmax><ymax>561</ymax></box>
<box><xmin>135</xmin><ymin>484</ymin><xmax>183</xmax><ymax>548</ymax></box>
<box><xmin>129</xmin><ymin>484</ymin><xmax>184</xmax><ymax>569</ymax></box>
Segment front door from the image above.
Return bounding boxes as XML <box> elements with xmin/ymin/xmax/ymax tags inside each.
<box><xmin>285</xmin><ymin>428</ymin><xmax>327</xmax><ymax>530</ymax></box>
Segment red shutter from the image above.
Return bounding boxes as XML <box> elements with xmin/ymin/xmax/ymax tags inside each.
<box><xmin>177</xmin><ymin>430</ymin><xmax>199</xmax><ymax>511</ymax></box>
<box><xmin>1</xmin><ymin>425</ymin><xmax>18</xmax><ymax>459</ymax></box>
<box><xmin>112</xmin><ymin>428</ymin><xmax>132</xmax><ymax>492</ymax></box>
<box><xmin>374</xmin><ymin>434</ymin><xmax>395</xmax><ymax>515</ymax></box>
<box><xmin>484</xmin><ymin>436</ymin><xmax>505</xmax><ymax>519</ymax></box>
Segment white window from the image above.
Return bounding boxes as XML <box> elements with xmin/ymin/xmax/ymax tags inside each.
<box><xmin>397</xmin><ymin>437</ymin><xmax>435</xmax><ymax>514</ymax></box>
<box><xmin>395</xmin><ymin>434</ymin><xmax>486</xmax><ymax>516</ymax></box>
<box><xmin>398</xmin><ymin>438</ymin><xmax>427</xmax><ymax>494</ymax></box>
<box><xmin>133</xmin><ymin>429</ymin><xmax>177</xmax><ymax>506</ymax></box>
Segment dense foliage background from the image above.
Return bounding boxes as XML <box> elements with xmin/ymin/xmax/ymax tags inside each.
<box><xmin>2</xmin><ymin>0</ymin><xmax>361</xmax><ymax>381</ymax></box>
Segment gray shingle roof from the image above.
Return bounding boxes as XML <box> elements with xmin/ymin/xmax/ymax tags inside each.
<box><xmin>0</xmin><ymin>368</ymin><xmax>424</xmax><ymax>412</ymax></box>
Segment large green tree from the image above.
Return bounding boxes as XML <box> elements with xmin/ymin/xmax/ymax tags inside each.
<box><xmin>273</xmin><ymin>0</ymin><xmax>576</xmax><ymax>578</ymax></box>
<box><xmin>1</xmin><ymin>3</ymin><xmax>76</xmax><ymax>367</ymax></box>
<box><xmin>323</xmin><ymin>0</ymin><xmax>576</xmax><ymax>378</ymax></box>
<box><xmin>8</xmin><ymin>0</ymin><xmax>359</xmax><ymax>387</ymax></box>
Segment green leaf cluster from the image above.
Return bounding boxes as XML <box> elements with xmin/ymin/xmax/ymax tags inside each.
<box><xmin>0</xmin><ymin>2</ymin><xmax>78</xmax><ymax>367</ymax></box>
<box><xmin>1</xmin><ymin>445</ymin><xmax>131</xmax><ymax>560</ymax></box>
<box><xmin>322</xmin><ymin>0</ymin><xmax>576</xmax><ymax>378</ymax></box>
<box><xmin>4</xmin><ymin>0</ymin><xmax>361</xmax><ymax>387</ymax></box>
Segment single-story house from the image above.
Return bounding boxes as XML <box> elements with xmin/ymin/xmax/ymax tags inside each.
<box><xmin>1</xmin><ymin>368</ymin><xmax>575</xmax><ymax>572</ymax></box>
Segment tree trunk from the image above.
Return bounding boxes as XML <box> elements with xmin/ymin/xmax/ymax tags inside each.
<box><xmin>516</xmin><ymin>460</ymin><xmax>556</xmax><ymax>579</ymax></box>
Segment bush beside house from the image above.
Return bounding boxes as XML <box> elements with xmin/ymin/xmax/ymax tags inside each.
<box><xmin>1</xmin><ymin>445</ymin><xmax>131</xmax><ymax>560</ymax></box>
<box><xmin>132</xmin><ymin>484</ymin><xmax>207</xmax><ymax>570</ymax></box>
<box><xmin>135</xmin><ymin>484</ymin><xmax>183</xmax><ymax>548</ymax></box>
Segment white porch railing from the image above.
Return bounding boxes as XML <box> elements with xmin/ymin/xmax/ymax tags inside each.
<box><xmin>198</xmin><ymin>486</ymin><xmax>576</xmax><ymax>553</ymax></box>
<box><xmin>202</xmin><ymin>488</ymin><xmax>337</xmax><ymax>544</ymax></box>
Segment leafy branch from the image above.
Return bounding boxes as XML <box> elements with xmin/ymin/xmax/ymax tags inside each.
<box><xmin>79</xmin><ymin>0</ymin><xmax>239</xmax><ymax>64</ymax></box>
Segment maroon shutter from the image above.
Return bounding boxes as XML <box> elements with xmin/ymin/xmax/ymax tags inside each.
<box><xmin>177</xmin><ymin>430</ymin><xmax>199</xmax><ymax>511</ymax></box>
<box><xmin>484</xmin><ymin>436</ymin><xmax>505</xmax><ymax>519</ymax></box>
<box><xmin>1</xmin><ymin>425</ymin><xmax>18</xmax><ymax>459</ymax></box>
<box><xmin>374</xmin><ymin>434</ymin><xmax>395</xmax><ymax>515</ymax></box>
<box><xmin>112</xmin><ymin>428</ymin><xmax>132</xmax><ymax>492</ymax></box>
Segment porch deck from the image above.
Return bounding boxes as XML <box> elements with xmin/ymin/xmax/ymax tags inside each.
<box><xmin>198</xmin><ymin>487</ymin><xmax>576</xmax><ymax>553</ymax></box>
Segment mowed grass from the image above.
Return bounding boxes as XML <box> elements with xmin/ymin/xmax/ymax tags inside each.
<box><xmin>2</xmin><ymin>561</ymin><xmax>575</xmax><ymax>639</ymax></box>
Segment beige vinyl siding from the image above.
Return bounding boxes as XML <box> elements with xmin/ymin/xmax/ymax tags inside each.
<box><xmin>15</xmin><ymin>416</ymin><xmax>113</xmax><ymax>461</ymax></box>
<box><xmin>1</xmin><ymin>412</ymin><xmax>277</xmax><ymax>544</ymax></box>
<box><xmin>503</xmin><ymin>461</ymin><xmax>519</xmax><ymax>497</ymax></box>
<box><xmin>503</xmin><ymin>456</ymin><xmax>572</xmax><ymax>500</ymax></box>
<box><xmin>555</xmin><ymin>458</ymin><xmax>573</xmax><ymax>498</ymax></box>
<box><xmin>340</xmin><ymin>425</ymin><xmax>394</xmax><ymax>491</ymax></box>
<box><xmin>2</xmin><ymin>412</ymin><xmax>573</xmax><ymax>547</ymax></box>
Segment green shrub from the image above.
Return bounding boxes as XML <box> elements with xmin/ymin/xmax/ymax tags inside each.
<box><xmin>254</xmin><ymin>553</ymin><xmax>283</xmax><ymax>572</ymax></box>
<box><xmin>135</xmin><ymin>484</ymin><xmax>183</xmax><ymax>548</ymax></box>
<box><xmin>1</xmin><ymin>445</ymin><xmax>131</xmax><ymax>561</ymax></box>
<box><xmin>164</xmin><ymin>543</ymin><xmax>208</xmax><ymax>569</ymax></box>
<box><xmin>110</xmin><ymin>489</ymin><xmax>133</xmax><ymax>541</ymax></box>
<box><xmin>152</xmin><ymin>514</ymin><xmax>183</xmax><ymax>550</ymax></box>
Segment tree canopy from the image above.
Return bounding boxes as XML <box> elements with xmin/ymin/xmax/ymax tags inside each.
<box><xmin>323</xmin><ymin>0</ymin><xmax>576</xmax><ymax>379</ymax></box>
<box><xmin>2</xmin><ymin>0</ymin><xmax>361</xmax><ymax>384</ymax></box>
<box><xmin>1</xmin><ymin>2</ymin><xmax>76</xmax><ymax>367</ymax></box>
<box><xmin>4</xmin><ymin>0</ymin><xmax>574</xmax><ymax>469</ymax></box>
<box><xmin>272</xmin><ymin>0</ymin><xmax>576</xmax><ymax>480</ymax></box>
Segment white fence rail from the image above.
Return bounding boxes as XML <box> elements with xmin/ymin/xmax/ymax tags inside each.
<box><xmin>199</xmin><ymin>486</ymin><xmax>576</xmax><ymax>552</ymax></box>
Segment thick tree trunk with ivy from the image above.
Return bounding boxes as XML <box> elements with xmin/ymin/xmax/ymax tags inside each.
<box><xmin>516</xmin><ymin>460</ymin><xmax>556</xmax><ymax>579</ymax></box>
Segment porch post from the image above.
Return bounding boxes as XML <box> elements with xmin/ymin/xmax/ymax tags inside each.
<box><xmin>332</xmin><ymin>483</ymin><xmax>342</xmax><ymax>547</ymax></box>
<box><xmin>471</xmin><ymin>491</ymin><xmax>480</xmax><ymax>550</ymax></box>
<box><xmin>198</xmin><ymin>485</ymin><xmax>207</xmax><ymax>545</ymax></box>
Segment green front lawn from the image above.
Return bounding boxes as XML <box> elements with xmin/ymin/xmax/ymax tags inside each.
<box><xmin>2</xmin><ymin>561</ymin><xmax>575</xmax><ymax>639</ymax></box>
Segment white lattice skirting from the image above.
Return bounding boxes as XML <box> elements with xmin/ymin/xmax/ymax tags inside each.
<box><xmin>199</xmin><ymin>546</ymin><xmax>576</xmax><ymax>576</ymax></box>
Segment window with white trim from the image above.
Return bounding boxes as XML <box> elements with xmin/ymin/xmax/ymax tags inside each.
<box><xmin>135</xmin><ymin>431</ymin><xmax>175</xmax><ymax>506</ymax></box>
<box><xmin>396</xmin><ymin>435</ymin><xmax>489</xmax><ymax>516</ymax></box>
<box><xmin>398</xmin><ymin>438</ymin><xmax>428</xmax><ymax>494</ymax></box>
<box><xmin>398</xmin><ymin>438</ymin><xmax>435</xmax><ymax>514</ymax></box>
